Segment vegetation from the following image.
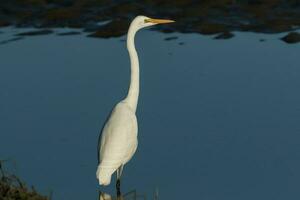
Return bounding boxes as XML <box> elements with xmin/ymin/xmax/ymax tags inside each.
<box><xmin>0</xmin><ymin>160</ymin><xmax>48</xmax><ymax>200</ymax></box>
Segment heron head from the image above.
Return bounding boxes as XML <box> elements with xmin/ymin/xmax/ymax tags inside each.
<box><xmin>133</xmin><ymin>15</ymin><xmax>175</xmax><ymax>29</ymax></box>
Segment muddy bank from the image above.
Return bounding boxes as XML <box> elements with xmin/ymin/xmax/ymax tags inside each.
<box><xmin>281</xmin><ymin>32</ymin><xmax>300</xmax><ymax>43</ymax></box>
<box><xmin>0</xmin><ymin>1</ymin><xmax>299</xmax><ymax>39</ymax></box>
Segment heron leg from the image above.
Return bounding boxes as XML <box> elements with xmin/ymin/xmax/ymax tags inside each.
<box><xmin>116</xmin><ymin>165</ymin><xmax>124</xmax><ymax>196</ymax></box>
<box><xmin>116</xmin><ymin>180</ymin><xmax>121</xmax><ymax>197</ymax></box>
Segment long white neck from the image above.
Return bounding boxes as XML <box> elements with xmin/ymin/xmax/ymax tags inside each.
<box><xmin>124</xmin><ymin>25</ymin><xmax>139</xmax><ymax>113</ymax></box>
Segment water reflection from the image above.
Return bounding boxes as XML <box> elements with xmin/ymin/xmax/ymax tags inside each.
<box><xmin>99</xmin><ymin>189</ymin><xmax>156</xmax><ymax>200</ymax></box>
<box><xmin>99</xmin><ymin>192</ymin><xmax>112</xmax><ymax>200</ymax></box>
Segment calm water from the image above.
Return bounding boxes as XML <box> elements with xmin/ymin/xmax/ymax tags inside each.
<box><xmin>0</xmin><ymin>28</ymin><xmax>300</xmax><ymax>200</ymax></box>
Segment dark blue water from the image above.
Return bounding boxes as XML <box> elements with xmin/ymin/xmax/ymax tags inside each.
<box><xmin>0</xmin><ymin>28</ymin><xmax>300</xmax><ymax>200</ymax></box>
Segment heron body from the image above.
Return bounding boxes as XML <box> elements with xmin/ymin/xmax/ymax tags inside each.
<box><xmin>97</xmin><ymin>101</ymin><xmax>138</xmax><ymax>185</ymax></box>
<box><xmin>96</xmin><ymin>16</ymin><xmax>174</xmax><ymax>189</ymax></box>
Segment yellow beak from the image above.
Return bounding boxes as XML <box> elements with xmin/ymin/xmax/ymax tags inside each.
<box><xmin>145</xmin><ymin>18</ymin><xmax>175</xmax><ymax>24</ymax></box>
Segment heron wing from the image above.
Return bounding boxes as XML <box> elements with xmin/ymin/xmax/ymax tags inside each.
<box><xmin>99</xmin><ymin>102</ymin><xmax>138</xmax><ymax>168</ymax></box>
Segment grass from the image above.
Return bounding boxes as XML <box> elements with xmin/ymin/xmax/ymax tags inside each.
<box><xmin>0</xmin><ymin>160</ymin><xmax>49</xmax><ymax>200</ymax></box>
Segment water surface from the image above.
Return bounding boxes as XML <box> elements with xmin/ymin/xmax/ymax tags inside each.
<box><xmin>0</xmin><ymin>28</ymin><xmax>300</xmax><ymax>200</ymax></box>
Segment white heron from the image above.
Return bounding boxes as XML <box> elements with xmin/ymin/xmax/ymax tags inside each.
<box><xmin>96</xmin><ymin>16</ymin><xmax>174</xmax><ymax>192</ymax></box>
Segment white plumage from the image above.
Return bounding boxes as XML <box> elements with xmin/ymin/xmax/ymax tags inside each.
<box><xmin>96</xmin><ymin>16</ymin><xmax>174</xmax><ymax>188</ymax></box>
<box><xmin>97</xmin><ymin>102</ymin><xmax>137</xmax><ymax>185</ymax></box>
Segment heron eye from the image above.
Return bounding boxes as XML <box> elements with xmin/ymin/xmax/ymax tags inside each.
<box><xmin>144</xmin><ymin>19</ymin><xmax>149</xmax><ymax>23</ymax></box>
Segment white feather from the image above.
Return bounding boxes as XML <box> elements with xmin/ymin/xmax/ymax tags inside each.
<box><xmin>97</xmin><ymin>102</ymin><xmax>137</xmax><ymax>185</ymax></box>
